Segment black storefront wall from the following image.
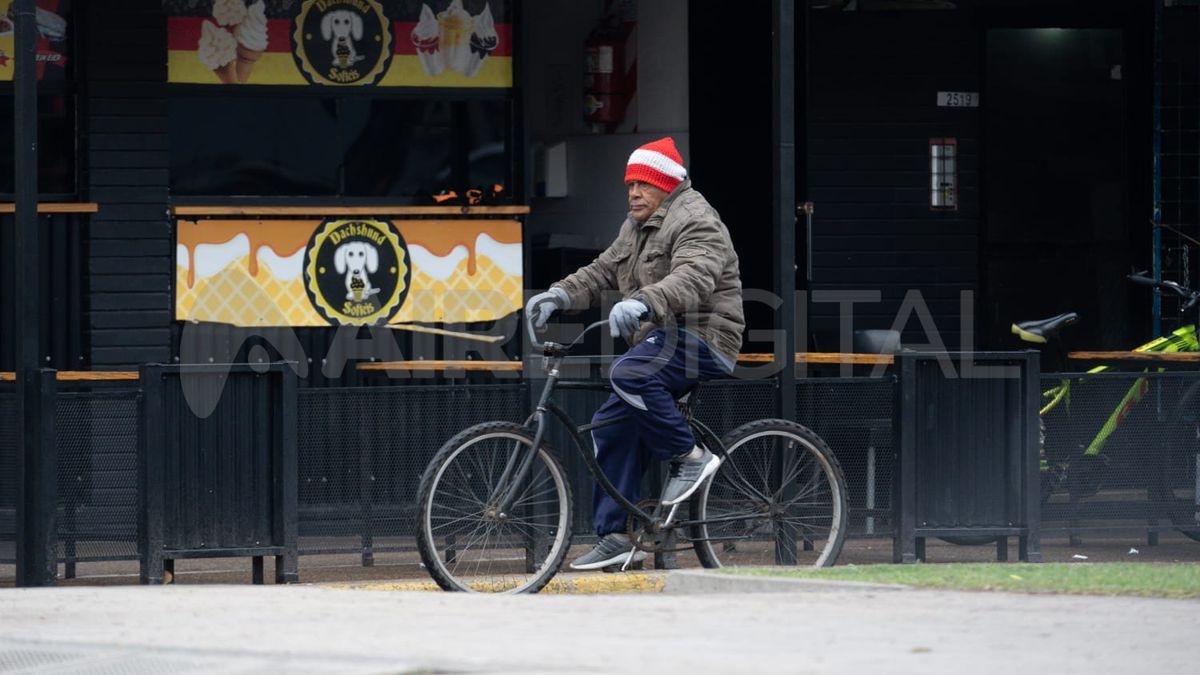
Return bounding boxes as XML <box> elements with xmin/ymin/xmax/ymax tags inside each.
<box><xmin>83</xmin><ymin>0</ymin><xmax>172</xmax><ymax>370</ymax></box>
<box><xmin>807</xmin><ymin>8</ymin><xmax>980</xmax><ymax>352</ymax></box>
<box><xmin>0</xmin><ymin>211</ymin><xmax>87</xmax><ymax>371</ymax></box>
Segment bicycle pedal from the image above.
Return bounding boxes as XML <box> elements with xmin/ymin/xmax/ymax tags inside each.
<box><xmin>661</xmin><ymin>502</ymin><xmax>681</xmax><ymax>529</ymax></box>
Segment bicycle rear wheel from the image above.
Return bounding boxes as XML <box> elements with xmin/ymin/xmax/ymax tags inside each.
<box><xmin>416</xmin><ymin>422</ymin><xmax>573</xmax><ymax>592</ymax></box>
<box><xmin>691</xmin><ymin>419</ymin><xmax>848</xmax><ymax>568</ymax></box>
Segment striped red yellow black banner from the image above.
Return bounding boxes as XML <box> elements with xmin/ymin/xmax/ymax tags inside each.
<box><xmin>166</xmin><ymin>0</ymin><xmax>511</xmax><ymax>88</ymax></box>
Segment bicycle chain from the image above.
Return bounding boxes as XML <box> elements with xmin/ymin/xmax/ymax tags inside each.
<box><xmin>625</xmin><ymin>499</ymin><xmax>695</xmax><ymax>553</ymax></box>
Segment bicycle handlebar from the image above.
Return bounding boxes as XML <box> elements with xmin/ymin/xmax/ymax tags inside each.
<box><xmin>525</xmin><ymin>307</ymin><xmax>651</xmax><ymax>358</ymax></box>
<box><xmin>525</xmin><ymin>317</ymin><xmax>611</xmax><ymax>358</ymax></box>
<box><xmin>1128</xmin><ymin>271</ymin><xmax>1200</xmax><ymax>314</ymax></box>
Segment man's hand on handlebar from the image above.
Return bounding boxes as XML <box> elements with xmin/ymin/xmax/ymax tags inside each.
<box><xmin>609</xmin><ymin>298</ymin><xmax>651</xmax><ymax>340</ymax></box>
<box><xmin>525</xmin><ymin>287</ymin><xmax>569</xmax><ymax>331</ymax></box>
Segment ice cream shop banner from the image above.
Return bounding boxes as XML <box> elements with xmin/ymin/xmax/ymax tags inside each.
<box><xmin>176</xmin><ymin>218</ymin><xmax>523</xmax><ymax>327</ymax></box>
<box><xmin>0</xmin><ymin>0</ymin><xmax>70</xmax><ymax>82</ymax></box>
<box><xmin>165</xmin><ymin>0</ymin><xmax>511</xmax><ymax>88</ymax></box>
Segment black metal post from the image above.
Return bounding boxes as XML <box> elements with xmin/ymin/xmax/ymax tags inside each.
<box><xmin>138</xmin><ymin>365</ymin><xmax>166</xmax><ymax>584</ymax></box>
<box><xmin>772</xmin><ymin>0</ymin><xmax>798</xmax><ymax>566</ymax></box>
<box><xmin>1021</xmin><ymin>351</ymin><xmax>1043</xmax><ymax>563</ymax></box>
<box><xmin>276</xmin><ymin>366</ymin><xmax>299</xmax><ymax>583</ymax></box>
<box><xmin>772</xmin><ymin>0</ymin><xmax>797</xmax><ymax>421</ymax></box>
<box><xmin>15</xmin><ymin>370</ymin><xmax>56</xmax><ymax>586</ymax></box>
<box><xmin>894</xmin><ymin>355</ymin><xmax>918</xmax><ymax>564</ymax></box>
<box><xmin>13</xmin><ymin>0</ymin><xmax>53</xmax><ymax>588</ymax></box>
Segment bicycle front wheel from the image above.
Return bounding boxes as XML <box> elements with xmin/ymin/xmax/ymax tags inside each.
<box><xmin>416</xmin><ymin>422</ymin><xmax>573</xmax><ymax>593</ymax></box>
<box><xmin>691</xmin><ymin>419</ymin><xmax>848</xmax><ymax>568</ymax></box>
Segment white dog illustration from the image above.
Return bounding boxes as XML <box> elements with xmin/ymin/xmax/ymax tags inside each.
<box><xmin>334</xmin><ymin>242</ymin><xmax>381</xmax><ymax>301</ymax></box>
<box><xmin>321</xmin><ymin>10</ymin><xmax>365</xmax><ymax>66</ymax></box>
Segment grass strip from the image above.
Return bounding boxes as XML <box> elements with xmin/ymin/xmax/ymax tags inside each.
<box><xmin>718</xmin><ymin>562</ymin><xmax>1200</xmax><ymax>598</ymax></box>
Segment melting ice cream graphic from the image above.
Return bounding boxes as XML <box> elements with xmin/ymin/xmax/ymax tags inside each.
<box><xmin>437</xmin><ymin>0</ymin><xmax>473</xmax><ymax>74</ymax></box>
<box><xmin>412</xmin><ymin>4</ymin><xmax>442</xmax><ymax>77</ymax></box>
<box><xmin>465</xmin><ymin>4</ymin><xmax>498</xmax><ymax>78</ymax></box>
<box><xmin>412</xmin><ymin>1</ymin><xmax>499</xmax><ymax>78</ymax></box>
<box><xmin>234</xmin><ymin>1</ymin><xmax>269</xmax><ymax>83</ymax></box>
<box><xmin>198</xmin><ymin>20</ymin><xmax>238</xmax><ymax>84</ymax></box>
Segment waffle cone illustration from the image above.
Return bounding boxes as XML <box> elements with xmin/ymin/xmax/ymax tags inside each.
<box><xmin>215</xmin><ymin>60</ymin><xmax>238</xmax><ymax>83</ymax></box>
<box><xmin>235</xmin><ymin>46</ymin><xmax>263</xmax><ymax>83</ymax></box>
<box><xmin>412</xmin><ymin>4</ymin><xmax>443</xmax><ymax>77</ymax></box>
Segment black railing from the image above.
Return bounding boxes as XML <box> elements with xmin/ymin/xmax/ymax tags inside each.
<box><xmin>139</xmin><ymin>364</ymin><xmax>298</xmax><ymax>585</ymax></box>
<box><xmin>4</xmin><ymin>365</ymin><xmax>1200</xmax><ymax>584</ymax></box>
<box><xmin>1039</xmin><ymin>370</ymin><xmax>1200</xmax><ymax>544</ymax></box>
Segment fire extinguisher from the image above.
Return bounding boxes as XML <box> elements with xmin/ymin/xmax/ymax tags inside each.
<box><xmin>583</xmin><ymin>19</ymin><xmax>626</xmax><ymax>128</ymax></box>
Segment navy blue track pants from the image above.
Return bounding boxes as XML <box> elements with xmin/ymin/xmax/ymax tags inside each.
<box><xmin>589</xmin><ymin>328</ymin><xmax>730</xmax><ymax>536</ymax></box>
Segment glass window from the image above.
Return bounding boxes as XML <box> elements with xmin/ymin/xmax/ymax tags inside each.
<box><xmin>930</xmin><ymin>137</ymin><xmax>958</xmax><ymax>210</ymax></box>
<box><xmin>340</xmin><ymin>99</ymin><xmax>454</xmax><ymax>198</ymax></box>
<box><xmin>168</xmin><ymin>95</ymin><xmax>513</xmax><ymax>201</ymax></box>
<box><xmin>0</xmin><ymin>93</ymin><xmax>76</xmax><ymax>195</ymax></box>
<box><xmin>169</xmin><ymin>96</ymin><xmax>340</xmax><ymax>196</ymax></box>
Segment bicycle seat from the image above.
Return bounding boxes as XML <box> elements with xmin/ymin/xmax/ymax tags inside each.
<box><xmin>1012</xmin><ymin>312</ymin><xmax>1079</xmax><ymax>344</ymax></box>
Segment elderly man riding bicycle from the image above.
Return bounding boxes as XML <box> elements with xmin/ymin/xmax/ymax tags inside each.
<box><xmin>526</xmin><ymin>136</ymin><xmax>746</xmax><ymax>570</ymax></box>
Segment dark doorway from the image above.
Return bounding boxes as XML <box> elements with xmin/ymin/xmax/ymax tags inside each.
<box><xmin>982</xmin><ymin>28</ymin><xmax>1134</xmax><ymax>352</ymax></box>
<box><xmin>688</xmin><ymin>4</ymin><xmax>777</xmax><ymax>346</ymax></box>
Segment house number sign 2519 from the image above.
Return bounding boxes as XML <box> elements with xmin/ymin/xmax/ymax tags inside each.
<box><xmin>937</xmin><ymin>91</ymin><xmax>979</xmax><ymax>107</ymax></box>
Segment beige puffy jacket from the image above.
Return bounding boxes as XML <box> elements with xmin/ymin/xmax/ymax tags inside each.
<box><xmin>553</xmin><ymin>180</ymin><xmax>745</xmax><ymax>365</ymax></box>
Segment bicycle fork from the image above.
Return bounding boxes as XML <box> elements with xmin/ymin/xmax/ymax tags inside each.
<box><xmin>490</xmin><ymin>367</ymin><xmax>561</xmax><ymax>517</ymax></box>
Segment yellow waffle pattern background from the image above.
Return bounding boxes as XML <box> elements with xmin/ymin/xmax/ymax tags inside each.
<box><xmin>176</xmin><ymin>255</ymin><xmax>522</xmax><ymax>326</ymax></box>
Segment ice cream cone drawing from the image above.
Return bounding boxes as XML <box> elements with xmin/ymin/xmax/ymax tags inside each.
<box><xmin>437</xmin><ymin>0</ymin><xmax>473</xmax><ymax>74</ymax></box>
<box><xmin>465</xmin><ymin>3</ymin><xmax>498</xmax><ymax>78</ymax></box>
<box><xmin>412</xmin><ymin>4</ymin><xmax>442</xmax><ymax>77</ymax></box>
<box><xmin>198</xmin><ymin>20</ymin><xmax>238</xmax><ymax>84</ymax></box>
<box><xmin>234</xmin><ymin>1</ymin><xmax>268</xmax><ymax>83</ymax></box>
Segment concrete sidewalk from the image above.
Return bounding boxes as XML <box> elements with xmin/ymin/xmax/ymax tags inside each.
<box><xmin>0</xmin><ymin>583</ymin><xmax>1196</xmax><ymax>674</ymax></box>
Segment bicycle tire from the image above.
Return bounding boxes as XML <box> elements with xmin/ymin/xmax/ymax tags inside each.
<box><xmin>691</xmin><ymin>419</ymin><xmax>848</xmax><ymax>568</ymax></box>
<box><xmin>416</xmin><ymin>422</ymin><xmax>573</xmax><ymax>593</ymax></box>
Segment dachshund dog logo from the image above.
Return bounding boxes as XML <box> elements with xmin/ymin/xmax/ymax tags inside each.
<box><xmin>321</xmin><ymin>10</ymin><xmax>364</xmax><ymax>69</ymax></box>
<box><xmin>334</xmin><ymin>241</ymin><xmax>380</xmax><ymax>302</ymax></box>
<box><xmin>304</xmin><ymin>218</ymin><xmax>410</xmax><ymax>326</ymax></box>
<box><xmin>292</xmin><ymin>0</ymin><xmax>391</xmax><ymax>86</ymax></box>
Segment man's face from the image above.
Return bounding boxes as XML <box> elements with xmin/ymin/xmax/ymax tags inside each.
<box><xmin>627</xmin><ymin>181</ymin><xmax>668</xmax><ymax>222</ymax></box>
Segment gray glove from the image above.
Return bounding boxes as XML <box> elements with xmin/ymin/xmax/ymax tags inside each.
<box><xmin>526</xmin><ymin>287</ymin><xmax>569</xmax><ymax>330</ymax></box>
<box><xmin>609</xmin><ymin>298</ymin><xmax>650</xmax><ymax>340</ymax></box>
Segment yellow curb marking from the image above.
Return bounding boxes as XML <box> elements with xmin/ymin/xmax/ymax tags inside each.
<box><xmin>330</xmin><ymin>573</ymin><xmax>665</xmax><ymax>594</ymax></box>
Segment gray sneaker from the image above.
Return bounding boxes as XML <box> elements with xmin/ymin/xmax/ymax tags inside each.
<box><xmin>569</xmin><ymin>534</ymin><xmax>647</xmax><ymax>571</ymax></box>
<box><xmin>660</xmin><ymin>447</ymin><xmax>721</xmax><ymax>506</ymax></box>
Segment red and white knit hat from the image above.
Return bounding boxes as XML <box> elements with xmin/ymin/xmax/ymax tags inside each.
<box><xmin>624</xmin><ymin>137</ymin><xmax>687</xmax><ymax>193</ymax></box>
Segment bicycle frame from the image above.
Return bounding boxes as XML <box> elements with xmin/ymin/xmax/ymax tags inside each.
<box><xmin>1041</xmin><ymin>323</ymin><xmax>1199</xmax><ymax>459</ymax></box>
<box><xmin>491</xmin><ymin>319</ymin><xmax>734</xmax><ymax>534</ymax></box>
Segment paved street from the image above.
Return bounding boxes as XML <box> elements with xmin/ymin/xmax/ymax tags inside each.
<box><xmin>0</xmin><ymin>581</ymin><xmax>1196</xmax><ymax>674</ymax></box>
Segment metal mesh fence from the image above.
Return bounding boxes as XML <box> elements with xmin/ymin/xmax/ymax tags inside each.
<box><xmin>797</xmin><ymin>378</ymin><xmax>896</xmax><ymax>538</ymax></box>
<box><xmin>0</xmin><ymin>383</ymin><xmax>140</xmax><ymax>581</ymax></box>
<box><xmin>0</xmin><ymin>387</ymin><xmax>15</xmax><ymax>576</ymax></box>
<box><xmin>6</xmin><ymin>369</ymin><xmax>1195</xmax><ymax>581</ymax></box>
<box><xmin>1039</xmin><ymin>371</ymin><xmax>1200</xmax><ymax>541</ymax></box>
<box><xmin>55</xmin><ymin>388</ymin><xmax>141</xmax><ymax>567</ymax></box>
<box><xmin>296</xmin><ymin>384</ymin><xmax>529</xmax><ymax>555</ymax></box>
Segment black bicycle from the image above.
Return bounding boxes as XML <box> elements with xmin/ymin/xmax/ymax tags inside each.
<box><xmin>414</xmin><ymin>318</ymin><xmax>849</xmax><ymax>593</ymax></box>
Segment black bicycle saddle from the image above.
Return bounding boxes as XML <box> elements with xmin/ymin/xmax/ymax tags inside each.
<box><xmin>1011</xmin><ymin>312</ymin><xmax>1080</xmax><ymax>344</ymax></box>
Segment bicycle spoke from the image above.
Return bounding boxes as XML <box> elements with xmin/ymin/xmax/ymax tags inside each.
<box><xmin>694</xmin><ymin>423</ymin><xmax>847</xmax><ymax>570</ymax></box>
<box><xmin>419</xmin><ymin>426</ymin><xmax>572</xmax><ymax>593</ymax></box>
